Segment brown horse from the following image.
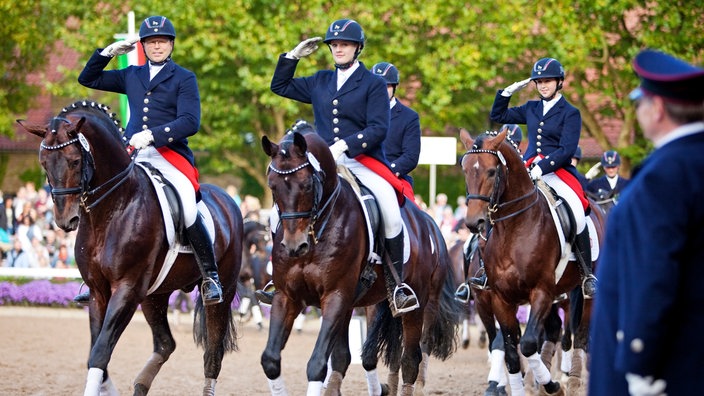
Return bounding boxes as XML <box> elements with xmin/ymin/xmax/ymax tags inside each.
<box><xmin>21</xmin><ymin>101</ymin><xmax>243</xmax><ymax>396</ymax></box>
<box><xmin>260</xmin><ymin>128</ymin><xmax>460</xmax><ymax>396</ymax></box>
<box><xmin>459</xmin><ymin>129</ymin><xmax>603</xmax><ymax>395</ymax></box>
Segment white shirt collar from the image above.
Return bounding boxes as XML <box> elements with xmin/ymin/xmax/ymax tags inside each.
<box><xmin>149</xmin><ymin>62</ymin><xmax>165</xmax><ymax>81</ymax></box>
<box><xmin>336</xmin><ymin>61</ymin><xmax>360</xmax><ymax>90</ymax></box>
<box><xmin>389</xmin><ymin>97</ymin><xmax>397</xmax><ymax>109</ymax></box>
<box><xmin>542</xmin><ymin>93</ymin><xmax>562</xmax><ymax>115</ymax></box>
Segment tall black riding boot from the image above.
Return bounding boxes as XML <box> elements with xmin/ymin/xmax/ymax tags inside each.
<box><xmin>466</xmin><ymin>234</ymin><xmax>488</xmax><ymax>291</ymax></box>
<box><xmin>186</xmin><ymin>216</ymin><xmax>223</xmax><ymax>305</ymax></box>
<box><xmin>254</xmin><ymin>281</ymin><xmax>275</xmax><ymax>305</ymax></box>
<box><xmin>574</xmin><ymin>229</ymin><xmax>597</xmax><ymax>299</ymax></box>
<box><xmin>384</xmin><ymin>231</ymin><xmax>419</xmax><ymax>317</ymax></box>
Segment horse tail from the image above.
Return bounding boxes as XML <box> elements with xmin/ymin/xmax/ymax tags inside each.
<box><xmin>192</xmin><ymin>297</ymin><xmax>238</xmax><ymax>353</ymax></box>
<box><xmin>424</xmin><ymin>264</ymin><xmax>463</xmax><ymax>361</ymax></box>
<box><xmin>362</xmin><ymin>302</ymin><xmax>403</xmax><ymax>367</ymax></box>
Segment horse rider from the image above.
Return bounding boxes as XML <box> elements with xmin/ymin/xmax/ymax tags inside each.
<box><xmin>371</xmin><ymin>61</ymin><xmax>421</xmax><ymax>188</ymax></box>
<box><xmin>76</xmin><ymin>15</ymin><xmax>223</xmax><ymax>305</ymax></box>
<box><xmin>259</xmin><ymin>19</ymin><xmax>418</xmax><ymax>316</ymax></box>
<box><xmin>478</xmin><ymin>57</ymin><xmax>597</xmax><ymax>298</ymax></box>
<box><xmin>589</xmin><ymin>48</ymin><xmax>704</xmax><ymax>396</ymax></box>
<box><xmin>454</xmin><ymin>124</ymin><xmax>522</xmax><ymax>301</ymax></box>
<box><xmin>586</xmin><ymin>150</ymin><xmax>630</xmax><ymax>199</ymax></box>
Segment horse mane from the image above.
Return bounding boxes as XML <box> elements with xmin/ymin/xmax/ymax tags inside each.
<box><xmin>56</xmin><ymin>100</ymin><xmax>125</xmax><ymax>145</ymax></box>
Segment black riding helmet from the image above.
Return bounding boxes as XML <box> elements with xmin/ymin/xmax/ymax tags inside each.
<box><xmin>139</xmin><ymin>16</ymin><xmax>176</xmax><ymax>65</ymax></box>
<box><xmin>324</xmin><ymin>19</ymin><xmax>365</xmax><ymax>69</ymax></box>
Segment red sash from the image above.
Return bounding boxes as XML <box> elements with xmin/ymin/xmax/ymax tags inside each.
<box><xmin>156</xmin><ymin>147</ymin><xmax>200</xmax><ymax>192</ymax></box>
<box><xmin>525</xmin><ymin>156</ymin><xmax>588</xmax><ymax>211</ymax></box>
<box><xmin>355</xmin><ymin>154</ymin><xmax>416</xmax><ymax>207</ymax></box>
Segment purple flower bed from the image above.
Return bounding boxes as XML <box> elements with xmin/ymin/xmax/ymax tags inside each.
<box><xmin>0</xmin><ymin>280</ymin><xmax>82</xmax><ymax>307</ymax></box>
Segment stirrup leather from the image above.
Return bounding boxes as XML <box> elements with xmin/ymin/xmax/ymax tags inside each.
<box><xmin>392</xmin><ymin>283</ymin><xmax>420</xmax><ymax>314</ymax></box>
<box><xmin>454</xmin><ymin>283</ymin><xmax>471</xmax><ymax>304</ymax></box>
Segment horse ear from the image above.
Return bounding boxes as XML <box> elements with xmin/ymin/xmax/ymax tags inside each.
<box><xmin>459</xmin><ymin>128</ymin><xmax>474</xmax><ymax>149</ymax></box>
<box><xmin>261</xmin><ymin>136</ymin><xmax>278</xmax><ymax>157</ymax></box>
<box><xmin>73</xmin><ymin>116</ymin><xmax>87</xmax><ymax>136</ymax></box>
<box><xmin>495</xmin><ymin>129</ymin><xmax>508</xmax><ymax>143</ymax></box>
<box><xmin>292</xmin><ymin>132</ymin><xmax>308</xmax><ymax>154</ymax></box>
<box><xmin>16</xmin><ymin>119</ymin><xmax>46</xmax><ymax>139</ymax></box>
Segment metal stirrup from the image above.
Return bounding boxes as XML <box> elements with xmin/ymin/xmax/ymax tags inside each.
<box><xmin>454</xmin><ymin>283</ymin><xmax>471</xmax><ymax>304</ymax></box>
<box><xmin>392</xmin><ymin>283</ymin><xmax>420</xmax><ymax>314</ymax></box>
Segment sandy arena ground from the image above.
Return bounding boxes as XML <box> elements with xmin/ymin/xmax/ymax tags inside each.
<box><xmin>0</xmin><ymin>306</ymin><xmax>587</xmax><ymax>395</ymax></box>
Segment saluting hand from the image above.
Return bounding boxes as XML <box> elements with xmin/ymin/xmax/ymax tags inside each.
<box><xmin>100</xmin><ymin>37</ymin><xmax>139</xmax><ymax>57</ymax></box>
<box><xmin>501</xmin><ymin>78</ymin><xmax>532</xmax><ymax>97</ymax></box>
<box><xmin>287</xmin><ymin>37</ymin><xmax>323</xmax><ymax>60</ymax></box>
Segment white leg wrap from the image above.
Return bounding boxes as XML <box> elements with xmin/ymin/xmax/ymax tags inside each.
<box><xmin>525</xmin><ymin>352</ymin><xmax>552</xmax><ymax>384</ymax></box>
<box><xmin>487</xmin><ymin>349</ymin><xmax>505</xmax><ymax>383</ymax></box>
<box><xmin>84</xmin><ymin>367</ymin><xmax>104</xmax><ymax>396</ymax></box>
<box><xmin>462</xmin><ymin>319</ymin><xmax>469</xmax><ymax>341</ymax></box>
<box><xmin>508</xmin><ymin>372</ymin><xmax>525</xmax><ymax>396</ymax></box>
<box><xmin>252</xmin><ymin>304</ymin><xmax>263</xmax><ymax>324</ymax></box>
<box><xmin>306</xmin><ymin>381</ymin><xmax>323</xmax><ymax>396</ymax></box>
<box><xmin>294</xmin><ymin>312</ymin><xmax>306</xmax><ymax>331</ymax></box>
<box><xmin>323</xmin><ymin>357</ymin><xmax>333</xmax><ymax>387</ymax></box>
<box><xmin>203</xmin><ymin>378</ymin><xmax>217</xmax><ymax>396</ymax></box>
<box><xmin>267</xmin><ymin>376</ymin><xmax>288</xmax><ymax>396</ymax></box>
<box><xmin>561</xmin><ymin>348</ymin><xmax>572</xmax><ymax>373</ymax></box>
<box><xmin>365</xmin><ymin>369</ymin><xmax>382</xmax><ymax>395</ymax></box>
<box><xmin>239</xmin><ymin>297</ymin><xmax>251</xmax><ymax>315</ymax></box>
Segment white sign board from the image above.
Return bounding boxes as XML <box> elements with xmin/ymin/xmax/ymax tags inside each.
<box><xmin>418</xmin><ymin>136</ymin><xmax>457</xmax><ymax>165</ymax></box>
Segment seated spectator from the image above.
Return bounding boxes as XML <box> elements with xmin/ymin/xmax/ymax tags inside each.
<box><xmin>6</xmin><ymin>237</ymin><xmax>31</xmax><ymax>268</ymax></box>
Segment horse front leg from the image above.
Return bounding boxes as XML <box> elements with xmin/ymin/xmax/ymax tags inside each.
<box><xmin>84</xmin><ymin>284</ymin><xmax>141</xmax><ymax>396</ymax></box>
<box><xmin>133</xmin><ymin>293</ymin><xmax>176</xmax><ymax>396</ymax></box>
<box><xmin>493</xmin><ymin>298</ymin><xmax>524</xmax><ymax>396</ymax></box>
<box><xmin>324</xmin><ymin>310</ymin><xmax>353</xmax><ymax>396</ymax></box>
<box><xmin>261</xmin><ymin>293</ymin><xmax>301</xmax><ymax>395</ymax></box>
<box><xmin>313</xmin><ymin>297</ymin><xmax>352</xmax><ymax>396</ymax></box>
<box><xmin>521</xmin><ymin>293</ymin><xmax>562</xmax><ymax>396</ymax></box>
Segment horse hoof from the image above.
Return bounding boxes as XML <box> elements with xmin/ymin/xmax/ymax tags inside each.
<box><xmin>478</xmin><ymin>332</ymin><xmax>487</xmax><ymax>349</ymax></box>
<box><xmin>462</xmin><ymin>339</ymin><xmax>470</xmax><ymax>349</ymax></box>
<box><xmin>484</xmin><ymin>380</ymin><xmax>501</xmax><ymax>396</ymax></box>
<box><xmin>538</xmin><ymin>381</ymin><xmax>564</xmax><ymax>396</ymax></box>
<box><xmin>380</xmin><ymin>383</ymin><xmax>390</xmax><ymax>396</ymax></box>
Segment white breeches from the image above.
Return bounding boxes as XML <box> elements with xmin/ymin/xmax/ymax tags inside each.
<box><xmin>542</xmin><ymin>173</ymin><xmax>586</xmax><ymax>233</ymax></box>
<box><xmin>137</xmin><ymin>147</ymin><xmax>198</xmax><ymax>226</ymax></box>
<box><xmin>338</xmin><ymin>156</ymin><xmax>402</xmax><ymax>238</ymax></box>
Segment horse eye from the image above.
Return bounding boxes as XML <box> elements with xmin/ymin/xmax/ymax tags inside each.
<box><xmin>69</xmin><ymin>159</ymin><xmax>80</xmax><ymax>169</ymax></box>
<box><xmin>487</xmin><ymin>168</ymin><xmax>497</xmax><ymax>178</ymax></box>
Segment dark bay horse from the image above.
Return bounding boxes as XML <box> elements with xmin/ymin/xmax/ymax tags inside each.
<box><xmin>237</xmin><ymin>218</ymin><xmax>271</xmax><ymax>327</ymax></box>
<box><xmin>260</xmin><ymin>129</ymin><xmax>460</xmax><ymax>396</ymax></box>
<box><xmin>21</xmin><ymin>101</ymin><xmax>243</xmax><ymax>396</ymax></box>
<box><xmin>459</xmin><ymin>129</ymin><xmax>604</xmax><ymax>395</ymax></box>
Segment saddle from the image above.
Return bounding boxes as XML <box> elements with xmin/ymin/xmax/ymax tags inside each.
<box><xmin>138</xmin><ymin>162</ymin><xmax>187</xmax><ymax>243</ymax></box>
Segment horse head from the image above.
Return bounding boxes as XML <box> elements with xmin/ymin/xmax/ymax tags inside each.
<box><xmin>262</xmin><ymin>123</ymin><xmax>337</xmax><ymax>257</ymax></box>
<box><xmin>459</xmin><ymin>129</ymin><xmax>533</xmax><ymax>235</ymax></box>
<box><xmin>18</xmin><ymin>101</ymin><xmax>129</xmax><ymax>231</ymax></box>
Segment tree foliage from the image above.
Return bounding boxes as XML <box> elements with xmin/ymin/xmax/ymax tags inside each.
<box><xmin>3</xmin><ymin>0</ymin><xmax>703</xmax><ymax>204</ymax></box>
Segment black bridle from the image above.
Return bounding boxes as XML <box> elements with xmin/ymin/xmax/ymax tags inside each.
<box><xmin>41</xmin><ymin>118</ymin><xmax>135</xmax><ymax>213</ymax></box>
<box><xmin>462</xmin><ymin>148</ymin><xmax>539</xmax><ymax>227</ymax></box>
<box><xmin>268</xmin><ymin>156</ymin><xmax>340</xmax><ymax>244</ymax></box>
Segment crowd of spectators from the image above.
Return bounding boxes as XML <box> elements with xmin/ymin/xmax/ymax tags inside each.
<box><xmin>1</xmin><ymin>182</ymin><xmax>76</xmax><ymax>269</ymax></box>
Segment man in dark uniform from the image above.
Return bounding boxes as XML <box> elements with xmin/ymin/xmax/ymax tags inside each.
<box><xmin>586</xmin><ymin>150</ymin><xmax>630</xmax><ymax>199</ymax></box>
<box><xmin>371</xmin><ymin>62</ymin><xmax>421</xmax><ymax>187</ymax></box>
<box><xmin>76</xmin><ymin>16</ymin><xmax>223</xmax><ymax>305</ymax></box>
<box><xmin>589</xmin><ymin>49</ymin><xmax>704</xmax><ymax>396</ymax></box>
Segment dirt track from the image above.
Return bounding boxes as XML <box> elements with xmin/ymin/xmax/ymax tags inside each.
<box><xmin>0</xmin><ymin>306</ymin><xmax>586</xmax><ymax>395</ymax></box>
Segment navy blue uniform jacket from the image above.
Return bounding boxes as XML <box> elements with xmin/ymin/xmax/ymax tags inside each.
<box><xmin>78</xmin><ymin>50</ymin><xmax>201</xmax><ymax>166</ymax></box>
<box><xmin>490</xmin><ymin>91</ymin><xmax>581</xmax><ymax>181</ymax></box>
<box><xmin>589</xmin><ymin>127</ymin><xmax>704</xmax><ymax>395</ymax></box>
<box><xmin>270</xmin><ymin>55</ymin><xmax>390</xmax><ymax>166</ymax></box>
<box><xmin>586</xmin><ymin>175</ymin><xmax>629</xmax><ymax>196</ymax></box>
<box><xmin>385</xmin><ymin>101</ymin><xmax>421</xmax><ymax>186</ymax></box>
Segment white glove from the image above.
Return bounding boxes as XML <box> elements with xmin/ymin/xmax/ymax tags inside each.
<box><xmin>530</xmin><ymin>165</ymin><xmax>543</xmax><ymax>181</ymax></box>
<box><xmin>100</xmin><ymin>37</ymin><xmax>139</xmax><ymax>57</ymax></box>
<box><xmin>585</xmin><ymin>163</ymin><xmax>601</xmax><ymax>180</ymax></box>
<box><xmin>129</xmin><ymin>130</ymin><xmax>154</xmax><ymax>150</ymax></box>
<box><xmin>501</xmin><ymin>78</ymin><xmax>532</xmax><ymax>97</ymax></box>
<box><xmin>287</xmin><ymin>37</ymin><xmax>323</xmax><ymax>60</ymax></box>
<box><xmin>329</xmin><ymin>140</ymin><xmax>348</xmax><ymax>161</ymax></box>
<box><xmin>626</xmin><ymin>373</ymin><xmax>667</xmax><ymax>396</ymax></box>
